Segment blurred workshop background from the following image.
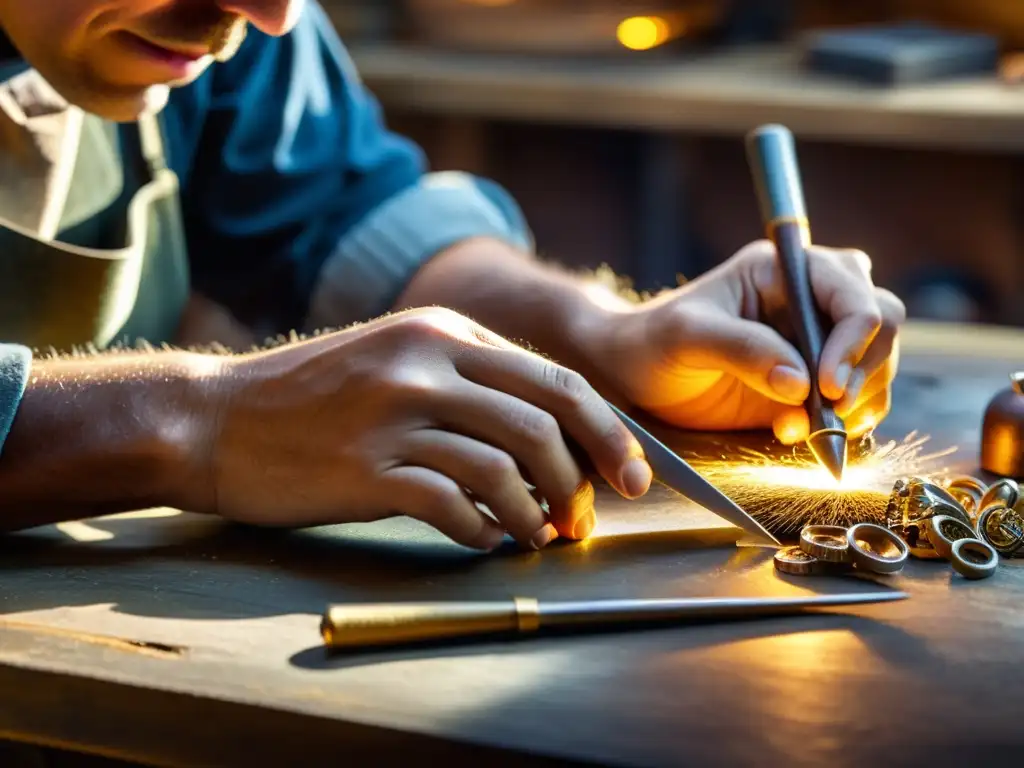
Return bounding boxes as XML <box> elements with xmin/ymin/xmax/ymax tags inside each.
<box><xmin>321</xmin><ymin>0</ymin><xmax>1024</xmax><ymax>327</ymax></box>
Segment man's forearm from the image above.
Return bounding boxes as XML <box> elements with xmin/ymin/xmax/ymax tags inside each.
<box><xmin>394</xmin><ymin>238</ymin><xmax>633</xmax><ymax>387</ymax></box>
<box><xmin>0</xmin><ymin>351</ymin><xmax>218</xmax><ymax>530</ymax></box>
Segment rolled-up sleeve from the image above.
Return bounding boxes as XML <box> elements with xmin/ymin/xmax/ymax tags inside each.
<box><xmin>0</xmin><ymin>344</ymin><xmax>31</xmax><ymax>455</ymax></box>
<box><xmin>177</xmin><ymin>1</ymin><xmax>532</xmax><ymax>337</ymax></box>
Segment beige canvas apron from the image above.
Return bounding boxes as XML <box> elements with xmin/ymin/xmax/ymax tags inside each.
<box><xmin>0</xmin><ymin>70</ymin><xmax>190</xmax><ymax>350</ymax></box>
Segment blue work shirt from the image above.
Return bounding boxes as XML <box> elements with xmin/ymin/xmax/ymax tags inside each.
<box><xmin>0</xmin><ymin>1</ymin><xmax>532</xmax><ymax>453</ymax></box>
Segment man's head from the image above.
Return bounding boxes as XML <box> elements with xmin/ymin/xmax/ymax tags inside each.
<box><xmin>0</xmin><ymin>1</ymin><xmax>306</xmax><ymax>121</ymax></box>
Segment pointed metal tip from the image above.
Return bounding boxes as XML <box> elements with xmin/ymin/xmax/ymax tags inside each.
<box><xmin>808</xmin><ymin>430</ymin><xmax>848</xmax><ymax>483</ymax></box>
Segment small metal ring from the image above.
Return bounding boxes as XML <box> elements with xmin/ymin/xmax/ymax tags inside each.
<box><xmin>979</xmin><ymin>479</ymin><xmax>1020</xmax><ymax>515</ymax></box>
<box><xmin>950</xmin><ymin>538</ymin><xmax>998</xmax><ymax>580</ymax></box>
<box><xmin>774</xmin><ymin>546</ymin><xmax>820</xmax><ymax>576</ymax></box>
<box><xmin>978</xmin><ymin>506</ymin><xmax>1024</xmax><ymax>556</ymax></box>
<box><xmin>800</xmin><ymin>525</ymin><xmax>852</xmax><ymax>563</ymax></box>
<box><xmin>846</xmin><ymin>523</ymin><xmax>909</xmax><ymax>574</ymax></box>
<box><xmin>924</xmin><ymin>515</ymin><xmax>978</xmax><ymax>560</ymax></box>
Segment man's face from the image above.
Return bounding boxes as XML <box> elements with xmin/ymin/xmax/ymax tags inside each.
<box><xmin>0</xmin><ymin>1</ymin><xmax>305</xmax><ymax>121</ymax></box>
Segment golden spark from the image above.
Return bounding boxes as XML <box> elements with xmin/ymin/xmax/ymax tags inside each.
<box><xmin>683</xmin><ymin>433</ymin><xmax>957</xmax><ymax>535</ymax></box>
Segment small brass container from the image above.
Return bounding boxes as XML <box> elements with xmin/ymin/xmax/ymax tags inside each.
<box><xmin>981</xmin><ymin>372</ymin><xmax>1024</xmax><ymax>479</ymax></box>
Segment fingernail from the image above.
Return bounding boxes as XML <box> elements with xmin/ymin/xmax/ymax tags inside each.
<box><xmin>622</xmin><ymin>458</ymin><xmax>653</xmax><ymax>498</ymax></box>
<box><xmin>834</xmin><ymin>362</ymin><xmax>852</xmax><ymax>393</ymax></box>
<box><xmin>530</xmin><ymin>522</ymin><xmax>558</xmax><ymax>550</ymax></box>
<box><xmin>572</xmin><ymin>509</ymin><xmax>596</xmax><ymax>540</ymax></box>
<box><xmin>768</xmin><ymin>365</ymin><xmax>809</xmax><ymax>402</ymax></box>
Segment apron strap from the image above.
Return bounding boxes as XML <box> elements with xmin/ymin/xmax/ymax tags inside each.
<box><xmin>136</xmin><ymin>112</ymin><xmax>169</xmax><ymax>175</ymax></box>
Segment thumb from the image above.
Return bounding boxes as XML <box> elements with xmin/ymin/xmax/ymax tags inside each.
<box><xmin>670</xmin><ymin>307</ymin><xmax>811</xmax><ymax>405</ymax></box>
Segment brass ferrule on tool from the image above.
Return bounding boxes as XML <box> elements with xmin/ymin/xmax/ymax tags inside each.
<box><xmin>321</xmin><ymin>598</ymin><xmax>540</xmax><ymax>649</ymax></box>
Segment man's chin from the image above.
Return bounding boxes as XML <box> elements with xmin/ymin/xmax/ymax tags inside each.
<box><xmin>79</xmin><ymin>83</ymin><xmax>172</xmax><ymax>123</ymax></box>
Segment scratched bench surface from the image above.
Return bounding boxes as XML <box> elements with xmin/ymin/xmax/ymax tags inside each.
<box><xmin>1</xmin><ymin>321</ymin><xmax>1023</xmax><ymax>767</ymax></box>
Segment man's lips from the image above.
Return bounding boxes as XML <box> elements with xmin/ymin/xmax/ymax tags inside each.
<box><xmin>118</xmin><ymin>32</ymin><xmax>212</xmax><ymax>78</ymax></box>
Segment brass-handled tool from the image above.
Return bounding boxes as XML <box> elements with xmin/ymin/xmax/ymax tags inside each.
<box><xmin>321</xmin><ymin>592</ymin><xmax>908</xmax><ymax>650</ymax></box>
<box><xmin>745</xmin><ymin>124</ymin><xmax>848</xmax><ymax>482</ymax></box>
<box><xmin>606</xmin><ymin>400</ymin><xmax>781</xmax><ymax>546</ymax></box>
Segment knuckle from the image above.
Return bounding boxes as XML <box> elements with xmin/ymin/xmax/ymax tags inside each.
<box><xmin>840</xmin><ymin>248</ymin><xmax>874</xmax><ymax>276</ymax></box>
<box><xmin>375</xmin><ymin>364</ymin><xmax>442</xmax><ymax>405</ymax></box>
<box><xmin>876</xmin><ymin>288</ymin><xmax>908</xmax><ymax>326</ymax></box>
<box><xmin>597</xmin><ymin>420</ymin><xmax>632</xmax><ymax>459</ymax></box>
<box><xmin>392</xmin><ymin>307</ymin><xmax>467</xmax><ymax>345</ymax></box>
<box><xmin>514</xmin><ymin>407</ymin><xmax>561</xmax><ymax>448</ymax></box>
<box><xmin>854</xmin><ymin>307</ymin><xmax>883</xmax><ymax>337</ymax></box>
<box><xmin>421</xmin><ymin>481</ymin><xmax>465</xmax><ymax>522</ymax></box>
<box><xmin>476</xmin><ymin>450</ymin><xmax>520</xmax><ymax>488</ymax></box>
<box><xmin>542</xmin><ymin>363</ymin><xmax>592</xmax><ymax>412</ymax></box>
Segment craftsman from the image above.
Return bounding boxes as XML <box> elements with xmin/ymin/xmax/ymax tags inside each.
<box><xmin>0</xmin><ymin>0</ymin><xmax>905</xmax><ymax>552</ymax></box>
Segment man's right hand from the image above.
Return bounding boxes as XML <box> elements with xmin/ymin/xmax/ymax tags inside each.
<box><xmin>198</xmin><ymin>308</ymin><xmax>653</xmax><ymax>550</ymax></box>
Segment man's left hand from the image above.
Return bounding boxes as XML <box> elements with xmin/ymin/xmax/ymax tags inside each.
<box><xmin>582</xmin><ymin>240</ymin><xmax>906</xmax><ymax>445</ymax></box>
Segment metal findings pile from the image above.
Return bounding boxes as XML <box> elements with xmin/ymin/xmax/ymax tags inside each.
<box><xmin>886</xmin><ymin>474</ymin><xmax>1022</xmax><ymax>579</ymax></box>
<box><xmin>775</xmin><ymin>475</ymin><xmax>1022</xmax><ymax>581</ymax></box>
<box><xmin>774</xmin><ymin>523</ymin><xmax>909</xmax><ymax>577</ymax></box>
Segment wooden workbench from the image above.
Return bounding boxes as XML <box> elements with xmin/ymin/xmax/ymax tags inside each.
<box><xmin>1</xmin><ymin>321</ymin><xmax>1022</xmax><ymax>766</ymax></box>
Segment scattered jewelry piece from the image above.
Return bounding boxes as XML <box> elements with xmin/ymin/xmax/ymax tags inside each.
<box><xmin>924</xmin><ymin>515</ymin><xmax>977</xmax><ymax>561</ymax></box>
<box><xmin>773</xmin><ymin>546</ymin><xmax>820</xmax><ymax>576</ymax></box>
<box><xmin>886</xmin><ymin>476</ymin><xmax>972</xmax><ymax>559</ymax></box>
<box><xmin>944</xmin><ymin>476</ymin><xmax>987</xmax><ymax>521</ymax></box>
<box><xmin>846</xmin><ymin>523</ymin><xmax>908</xmax><ymax>574</ymax></box>
<box><xmin>979</xmin><ymin>478</ymin><xmax>1020</xmax><ymax>516</ymax></box>
<box><xmin>978</xmin><ymin>505</ymin><xmax>1024</xmax><ymax>557</ymax></box>
<box><xmin>799</xmin><ymin>525</ymin><xmax>852</xmax><ymax>563</ymax></box>
<box><xmin>950</xmin><ymin>538</ymin><xmax>998</xmax><ymax>580</ymax></box>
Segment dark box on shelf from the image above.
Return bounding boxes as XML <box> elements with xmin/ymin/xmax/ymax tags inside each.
<box><xmin>802</xmin><ymin>22</ymin><xmax>999</xmax><ymax>85</ymax></box>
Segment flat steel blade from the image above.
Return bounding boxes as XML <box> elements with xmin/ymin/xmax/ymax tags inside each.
<box><xmin>608</xmin><ymin>401</ymin><xmax>781</xmax><ymax>546</ymax></box>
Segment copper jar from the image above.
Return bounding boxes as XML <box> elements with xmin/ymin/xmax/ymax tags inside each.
<box><xmin>981</xmin><ymin>372</ymin><xmax>1024</xmax><ymax>479</ymax></box>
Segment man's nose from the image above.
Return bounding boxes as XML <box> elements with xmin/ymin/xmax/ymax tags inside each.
<box><xmin>216</xmin><ymin>0</ymin><xmax>305</xmax><ymax>36</ymax></box>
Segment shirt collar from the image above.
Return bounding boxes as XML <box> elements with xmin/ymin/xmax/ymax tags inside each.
<box><xmin>0</xmin><ymin>30</ymin><xmax>32</xmax><ymax>80</ymax></box>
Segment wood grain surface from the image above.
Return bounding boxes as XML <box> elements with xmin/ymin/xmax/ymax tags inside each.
<box><xmin>0</xmin><ymin>321</ymin><xmax>1021</xmax><ymax>767</ymax></box>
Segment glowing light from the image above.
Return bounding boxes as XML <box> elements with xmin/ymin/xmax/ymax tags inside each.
<box><xmin>684</xmin><ymin>433</ymin><xmax>956</xmax><ymax>534</ymax></box>
<box><xmin>617</xmin><ymin>16</ymin><xmax>671</xmax><ymax>51</ymax></box>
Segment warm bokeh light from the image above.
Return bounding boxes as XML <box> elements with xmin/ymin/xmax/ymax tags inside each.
<box><xmin>617</xmin><ymin>16</ymin><xmax>671</xmax><ymax>51</ymax></box>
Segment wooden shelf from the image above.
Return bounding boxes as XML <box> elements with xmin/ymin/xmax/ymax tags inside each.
<box><xmin>350</xmin><ymin>43</ymin><xmax>1024</xmax><ymax>152</ymax></box>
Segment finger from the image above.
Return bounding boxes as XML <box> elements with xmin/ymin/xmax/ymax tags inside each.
<box><xmin>402</xmin><ymin>429</ymin><xmax>556</xmax><ymax>549</ymax></box>
<box><xmin>835</xmin><ymin>291</ymin><xmax>904</xmax><ymax>413</ymax></box>
<box><xmin>836</xmin><ymin>363</ymin><xmax>891</xmax><ymax>419</ymax></box>
<box><xmin>807</xmin><ymin>248</ymin><xmax>883</xmax><ymax>401</ymax></box>
<box><xmin>381</xmin><ymin>466</ymin><xmax>507</xmax><ymax>550</ymax></box>
<box><xmin>434</xmin><ymin>382</ymin><xmax>598</xmax><ymax>540</ymax></box>
<box><xmin>844</xmin><ymin>389</ymin><xmax>892</xmax><ymax>438</ymax></box>
<box><xmin>456</xmin><ymin>346</ymin><xmax>652</xmax><ymax>500</ymax></box>
<box><xmin>772</xmin><ymin>406</ymin><xmax>810</xmax><ymax>445</ymax></box>
<box><xmin>659</xmin><ymin>301</ymin><xmax>811</xmax><ymax>406</ymax></box>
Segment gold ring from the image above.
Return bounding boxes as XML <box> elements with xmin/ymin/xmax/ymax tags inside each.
<box><xmin>978</xmin><ymin>505</ymin><xmax>1024</xmax><ymax>556</ymax></box>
